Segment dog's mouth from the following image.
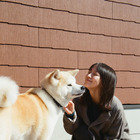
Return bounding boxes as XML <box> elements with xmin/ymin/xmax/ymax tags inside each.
<box><xmin>75</xmin><ymin>86</ymin><xmax>85</xmax><ymax>96</ymax></box>
<box><xmin>70</xmin><ymin>86</ymin><xmax>86</xmax><ymax>98</ymax></box>
<box><xmin>72</xmin><ymin>92</ymin><xmax>84</xmax><ymax>97</ymax></box>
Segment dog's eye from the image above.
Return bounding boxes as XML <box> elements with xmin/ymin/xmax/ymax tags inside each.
<box><xmin>67</xmin><ymin>84</ymin><xmax>72</xmax><ymax>86</ymax></box>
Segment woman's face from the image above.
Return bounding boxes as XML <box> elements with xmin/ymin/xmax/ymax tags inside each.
<box><xmin>84</xmin><ymin>66</ymin><xmax>101</xmax><ymax>91</ymax></box>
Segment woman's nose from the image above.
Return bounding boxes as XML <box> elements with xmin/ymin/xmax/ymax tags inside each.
<box><xmin>87</xmin><ymin>73</ymin><xmax>92</xmax><ymax>78</ymax></box>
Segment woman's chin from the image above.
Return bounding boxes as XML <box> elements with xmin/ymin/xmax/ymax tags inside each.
<box><xmin>83</xmin><ymin>85</ymin><xmax>90</xmax><ymax>90</ymax></box>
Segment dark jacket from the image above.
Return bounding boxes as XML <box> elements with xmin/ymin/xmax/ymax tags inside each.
<box><xmin>63</xmin><ymin>96</ymin><xmax>131</xmax><ymax>140</ymax></box>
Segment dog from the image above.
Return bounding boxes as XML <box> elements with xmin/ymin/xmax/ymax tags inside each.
<box><xmin>0</xmin><ymin>69</ymin><xmax>85</xmax><ymax>140</ymax></box>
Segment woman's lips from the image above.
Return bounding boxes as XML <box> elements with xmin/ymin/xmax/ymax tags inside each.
<box><xmin>86</xmin><ymin>79</ymin><xmax>92</xmax><ymax>82</ymax></box>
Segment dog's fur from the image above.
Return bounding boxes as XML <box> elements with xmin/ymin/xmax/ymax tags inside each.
<box><xmin>0</xmin><ymin>69</ymin><xmax>85</xmax><ymax>140</ymax></box>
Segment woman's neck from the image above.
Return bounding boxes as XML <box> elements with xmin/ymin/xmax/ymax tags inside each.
<box><xmin>89</xmin><ymin>88</ymin><xmax>100</xmax><ymax>104</ymax></box>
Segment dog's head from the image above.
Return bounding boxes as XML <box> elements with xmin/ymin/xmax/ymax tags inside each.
<box><xmin>40</xmin><ymin>69</ymin><xmax>85</xmax><ymax>107</ymax></box>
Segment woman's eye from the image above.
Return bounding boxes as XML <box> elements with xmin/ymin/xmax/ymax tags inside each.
<box><xmin>67</xmin><ymin>84</ymin><xmax>72</xmax><ymax>86</ymax></box>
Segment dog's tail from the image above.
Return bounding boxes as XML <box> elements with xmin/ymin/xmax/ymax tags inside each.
<box><xmin>0</xmin><ymin>76</ymin><xmax>19</xmax><ymax>107</ymax></box>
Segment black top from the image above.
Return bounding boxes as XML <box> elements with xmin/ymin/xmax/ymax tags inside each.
<box><xmin>86</xmin><ymin>93</ymin><xmax>102</xmax><ymax>123</ymax></box>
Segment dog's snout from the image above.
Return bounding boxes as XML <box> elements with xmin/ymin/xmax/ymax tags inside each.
<box><xmin>81</xmin><ymin>86</ymin><xmax>85</xmax><ymax>91</ymax></box>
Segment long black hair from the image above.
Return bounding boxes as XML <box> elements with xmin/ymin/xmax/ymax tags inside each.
<box><xmin>81</xmin><ymin>63</ymin><xmax>117</xmax><ymax>110</ymax></box>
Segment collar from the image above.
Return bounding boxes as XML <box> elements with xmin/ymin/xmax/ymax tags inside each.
<box><xmin>42</xmin><ymin>88</ymin><xmax>63</xmax><ymax>108</ymax></box>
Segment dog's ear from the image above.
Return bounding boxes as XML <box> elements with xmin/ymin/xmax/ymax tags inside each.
<box><xmin>52</xmin><ymin>69</ymin><xmax>60</xmax><ymax>80</ymax></box>
<box><xmin>40</xmin><ymin>69</ymin><xmax>61</xmax><ymax>88</ymax></box>
<box><xmin>68</xmin><ymin>69</ymin><xmax>79</xmax><ymax>77</ymax></box>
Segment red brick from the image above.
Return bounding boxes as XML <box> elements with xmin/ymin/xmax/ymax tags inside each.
<box><xmin>0</xmin><ymin>46</ymin><xmax>78</xmax><ymax>69</ymax></box>
<box><xmin>28</xmin><ymin>27</ymin><xmax>38</xmax><ymax>46</ymax></box>
<box><xmin>0</xmin><ymin>2</ymin><xmax>39</xmax><ymax>26</ymax></box>
<box><xmin>0</xmin><ymin>23</ymin><xmax>38</xmax><ymax>46</ymax></box>
<box><xmin>78</xmin><ymin>52</ymin><xmax>109</xmax><ymax>69</ymax></box>
<box><xmin>78</xmin><ymin>52</ymin><xmax>111</xmax><ymax>69</ymax></box>
<box><xmin>78</xmin><ymin>52</ymin><xmax>139</xmax><ymax>72</ymax></box>
<box><xmin>0</xmin><ymin>2</ymin><xmax>6</xmax><ymax>22</ymax></box>
<box><xmin>6</xmin><ymin>2</ymin><xmax>28</xmax><ymax>24</ymax></box>
<box><xmin>96</xmin><ymin>0</ymin><xmax>112</xmax><ymax>18</ymax></box>
<box><xmin>39</xmin><ymin>8</ymin><xmax>77</xmax><ymax>31</ymax></box>
<box><xmin>113</xmin><ymin>3</ymin><xmax>140</xmax><ymax>22</ymax></box>
<box><xmin>78</xmin><ymin>16</ymin><xmax>100</xmax><ymax>34</ymax></box>
<box><xmin>39</xmin><ymin>29</ymin><xmax>112</xmax><ymax>53</ymax></box>
<box><xmin>36</xmin><ymin>48</ymin><xmax>52</xmax><ymax>67</ymax></box>
<box><xmin>39</xmin><ymin>29</ymin><xmax>70</xmax><ymax>49</ymax></box>
<box><xmin>76</xmin><ymin>70</ymin><xmax>87</xmax><ymax>85</ymax></box>
<box><xmin>0</xmin><ymin>46</ymin><xmax>8</xmax><ymax>65</ymax></box>
<box><xmin>0</xmin><ymin>45</ymin><xmax>27</xmax><ymax>66</ymax></box>
<box><xmin>116</xmin><ymin>72</ymin><xmax>140</xmax><ymax>88</ymax></box>
<box><xmin>39</xmin><ymin>0</ymin><xmax>112</xmax><ymax>18</ymax></box>
<box><xmin>108</xmin><ymin>55</ymin><xmax>140</xmax><ymax>73</ymax></box>
<box><xmin>0</xmin><ymin>46</ymin><xmax>44</xmax><ymax>67</ymax></box>
<box><xmin>39</xmin><ymin>0</ymin><xmax>72</xmax><ymax>11</ymax></box>
<box><xmin>112</xmin><ymin>55</ymin><xmax>134</xmax><ymax>71</ymax></box>
<box><xmin>28</xmin><ymin>47</ymin><xmax>41</xmax><ymax>67</ymax></box>
<box><xmin>0</xmin><ymin>66</ymin><xmax>38</xmax><ymax>86</ymax></box>
<box><xmin>1</xmin><ymin>0</ymin><xmax>38</xmax><ymax>6</ymax></box>
<box><xmin>107</xmin><ymin>0</ymin><xmax>140</xmax><ymax>6</ymax></box>
<box><xmin>37</xmin><ymin>48</ymin><xmax>77</xmax><ymax>68</ymax></box>
<box><xmin>111</xmin><ymin>20</ymin><xmax>140</xmax><ymax>39</ymax></box>
<box><xmin>66</xmin><ymin>50</ymin><xmax>78</xmax><ymax>68</ymax></box>
<box><xmin>132</xmin><ymin>56</ymin><xmax>140</xmax><ymax>72</ymax></box>
<box><xmin>115</xmin><ymin>88</ymin><xmax>140</xmax><ymax>104</ymax></box>
<box><xmin>114</xmin><ymin>55</ymin><xmax>140</xmax><ymax>72</ymax></box>
<box><xmin>38</xmin><ymin>48</ymin><xmax>63</xmax><ymax>68</ymax></box>
<box><xmin>78</xmin><ymin>15</ymin><xmax>113</xmax><ymax>35</ymax></box>
<box><xmin>112</xmin><ymin>38</ymin><xmax>140</xmax><ymax>55</ymax></box>
<box><xmin>28</xmin><ymin>6</ymin><xmax>39</xmax><ymax>26</ymax></box>
<box><xmin>48</xmin><ymin>49</ymin><xmax>77</xmax><ymax>68</ymax></box>
<box><xmin>79</xmin><ymin>15</ymin><xmax>140</xmax><ymax>39</ymax></box>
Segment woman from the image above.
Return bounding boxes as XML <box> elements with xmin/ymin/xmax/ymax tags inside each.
<box><xmin>63</xmin><ymin>63</ymin><xmax>131</xmax><ymax>140</ymax></box>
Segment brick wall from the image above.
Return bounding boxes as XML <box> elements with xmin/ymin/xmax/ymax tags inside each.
<box><xmin>0</xmin><ymin>0</ymin><xmax>140</xmax><ymax>104</ymax></box>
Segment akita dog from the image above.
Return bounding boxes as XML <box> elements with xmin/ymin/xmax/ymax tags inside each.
<box><xmin>0</xmin><ymin>69</ymin><xmax>85</xmax><ymax>140</ymax></box>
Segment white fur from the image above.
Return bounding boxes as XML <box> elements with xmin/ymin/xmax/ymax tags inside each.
<box><xmin>0</xmin><ymin>76</ymin><xmax>19</xmax><ymax>107</ymax></box>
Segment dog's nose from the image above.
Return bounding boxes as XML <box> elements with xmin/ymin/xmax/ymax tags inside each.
<box><xmin>81</xmin><ymin>86</ymin><xmax>85</xmax><ymax>91</ymax></box>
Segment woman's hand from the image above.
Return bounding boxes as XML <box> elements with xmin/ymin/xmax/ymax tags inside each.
<box><xmin>64</xmin><ymin>101</ymin><xmax>75</xmax><ymax>115</ymax></box>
